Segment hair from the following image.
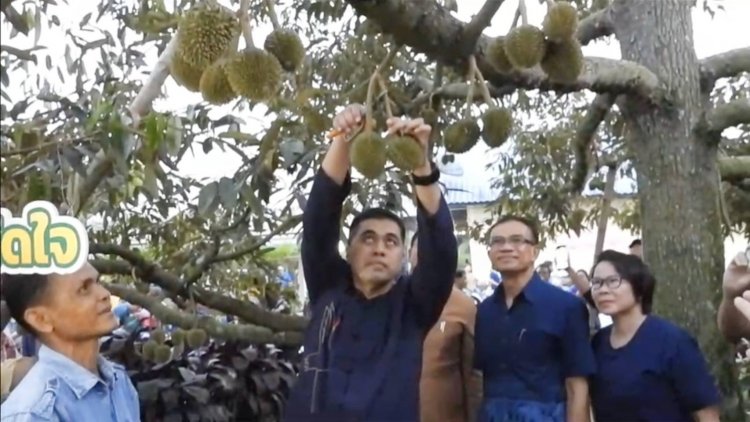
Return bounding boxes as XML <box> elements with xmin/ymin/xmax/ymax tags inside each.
<box><xmin>1</xmin><ymin>273</ymin><xmax>52</xmax><ymax>335</ymax></box>
<box><xmin>348</xmin><ymin>207</ymin><xmax>406</xmax><ymax>245</ymax></box>
<box><xmin>629</xmin><ymin>239</ymin><xmax>642</xmax><ymax>248</ymax></box>
<box><xmin>593</xmin><ymin>249</ymin><xmax>655</xmax><ymax>314</ymax></box>
<box><xmin>487</xmin><ymin>215</ymin><xmax>540</xmax><ymax>245</ymax></box>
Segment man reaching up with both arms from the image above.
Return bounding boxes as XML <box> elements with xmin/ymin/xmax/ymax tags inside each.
<box><xmin>283</xmin><ymin>104</ymin><xmax>458</xmax><ymax>421</ymax></box>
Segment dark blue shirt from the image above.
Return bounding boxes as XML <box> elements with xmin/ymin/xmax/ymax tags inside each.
<box><xmin>590</xmin><ymin>315</ymin><xmax>721</xmax><ymax>422</ymax></box>
<box><xmin>284</xmin><ymin>169</ymin><xmax>457</xmax><ymax>422</ymax></box>
<box><xmin>474</xmin><ymin>274</ymin><xmax>596</xmax><ymax>403</ymax></box>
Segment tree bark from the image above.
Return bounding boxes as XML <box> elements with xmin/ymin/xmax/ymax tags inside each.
<box><xmin>611</xmin><ymin>0</ymin><xmax>744</xmax><ymax>419</ymax></box>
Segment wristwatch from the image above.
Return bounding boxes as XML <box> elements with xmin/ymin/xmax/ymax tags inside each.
<box><xmin>411</xmin><ymin>161</ymin><xmax>440</xmax><ymax>186</ymax></box>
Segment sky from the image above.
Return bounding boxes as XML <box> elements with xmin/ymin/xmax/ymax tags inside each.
<box><xmin>1</xmin><ymin>0</ymin><xmax>749</xmax><ymax>219</ymax></box>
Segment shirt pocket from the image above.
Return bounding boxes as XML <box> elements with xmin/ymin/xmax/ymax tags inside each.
<box><xmin>517</xmin><ymin>326</ymin><xmax>559</xmax><ymax>364</ymax></box>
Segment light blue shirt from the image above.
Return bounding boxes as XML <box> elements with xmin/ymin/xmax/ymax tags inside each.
<box><xmin>0</xmin><ymin>345</ymin><xmax>140</xmax><ymax>421</ymax></box>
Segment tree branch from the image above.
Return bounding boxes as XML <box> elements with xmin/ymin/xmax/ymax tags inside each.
<box><xmin>408</xmin><ymin>81</ymin><xmax>517</xmax><ymax>111</ymax></box>
<box><xmin>460</xmin><ymin>0</ymin><xmax>507</xmax><ymax>54</ymax></box>
<box><xmin>344</xmin><ymin>0</ymin><xmax>663</xmax><ymax>102</ymax></box>
<box><xmin>129</xmin><ymin>36</ymin><xmax>178</xmax><ymax>124</ymax></box>
<box><xmin>699</xmin><ymin>47</ymin><xmax>750</xmax><ymax>91</ymax></box>
<box><xmin>90</xmin><ymin>245</ymin><xmax>308</xmax><ymax>332</ymax></box>
<box><xmin>212</xmin><ymin>214</ymin><xmax>302</xmax><ymax>264</ymax></box>
<box><xmin>568</xmin><ymin>93</ymin><xmax>616</xmax><ymax>193</ymax></box>
<box><xmin>103</xmin><ymin>282</ymin><xmax>303</xmax><ymax>346</ymax></box>
<box><xmin>704</xmin><ymin>99</ymin><xmax>750</xmax><ymax>136</ymax></box>
<box><xmin>719</xmin><ymin>156</ymin><xmax>750</xmax><ymax>182</ymax></box>
<box><xmin>576</xmin><ymin>7</ymin><xmax>615</xmax><ymax>46</ymax></box>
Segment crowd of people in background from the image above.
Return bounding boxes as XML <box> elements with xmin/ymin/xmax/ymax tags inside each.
<box><xmin>1</xmin><ymin>104</ymin><xmax>749</xmax><ymax>421</ymax></box>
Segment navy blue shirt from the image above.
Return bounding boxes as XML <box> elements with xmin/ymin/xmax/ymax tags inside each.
<box><xmin>474</xmin><ymin>274</ymin><xmax>596</xmax><ymax>403</ymax></box>
<box><xmin>590</xmin><ymin>315</ymin><xmax>721</xmax><ymax>422</ymax></box>
<box><xmin>284</xmin><ymin>169</ymin><xmax>457</xmax><ymax>422</ymax></box>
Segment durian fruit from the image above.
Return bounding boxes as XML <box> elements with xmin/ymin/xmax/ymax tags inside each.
<box><xmin>175</xmin><ymin>1</ymin><xmax>240</xmax><ymax>69</ymax></box>
<box><xmin>225</xmin><ymin>48</ymin><xmax>283</xmax><ymax>101</ymax></box>
<box><xmin>482</xmin><ymin>108</ymin><xmax>513</xmax><ymax>148</ymax></box>
<box><xmin>171</xmin><ymin>328</ymin><xmax>186</xmax><ymax>346</ymax></box>
<box><xmin>504</xmin><ymin>25</ymin><xmax>546</xmax><ymax>69</ymax></box>
<box><xmin>350</xmin><ymin>131</ymin><xmax>387</xmax><ymax>179</ymax></box>
<box><xmin>540</xmin><ymin>38</ymin><xmax>583</xmax><ymax>83</ymax></box>
<box><xmin>199</xmin><ymin>59</ymin><xmax>236</xmax><ymax>104</ymax></box>
<box><xmin>486</xmin><ymin>37</ymin><xmax>514</xmax><ymax>73</ymax></box>
<box><xmin>386</xmin><ymin>134</ymin><xmax>425</xmax><ymax>171</ymax></box>
<box><xmin>169</xmin><ymin>53</ymin><xmax>203</xmax><ymax>92</ymax></box>
<box><xmin>263</xmin><ymin>29</ymin><xmax>305</xmax><ymax>72</ymax></box>
<box><xmin>142</xmin><ymin>340</ymin><xmax>158</xmax><ymax>361</ymax></box>
<box><xmin>542</xmin><ymin>1</ymin><xmax>578</xmax><ymax>43</ymax></box>
<box><xmin>186</xmin><ymin>328</ymin><xmax>208</xmax><ymax>348</ymax></box>
<box><xmin>443</xmin><ymin>119</ymin><xmax>481</xmax><ymax>154</ymax></box>
<box><xmin>153</xmin><ymin>344</ymin><xmax>172</xmax><ymax>364</ymax></box>
<box><xmin>420</xmin><ymin>108</ymin><xmax>439</xmax><ymax>128</ymax></box>
<box><xmin>151</xmin><ymin>328</ymin><xmax>166</xmax><ymax>344</ymax></box>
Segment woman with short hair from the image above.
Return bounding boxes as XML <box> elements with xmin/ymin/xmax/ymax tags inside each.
<box><xmin>588</xmin><ymin>250</ymin><xmax>721</xmax><ymax>422</ymax></box>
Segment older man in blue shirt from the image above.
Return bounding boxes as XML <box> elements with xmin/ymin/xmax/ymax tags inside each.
<box><xmin>0</xmin><ymin>263</ymin><xmax>140</xmax><ymax>421</ymax></box>
<box><xmin>474</xmin><ymin>216</ymin><xmax>596</xmax><ymax>422</ymax></box>
<box><xmin>283</xmin><ymin>104</ymin><xmax>458</xmax><ymax>421</ymax></box>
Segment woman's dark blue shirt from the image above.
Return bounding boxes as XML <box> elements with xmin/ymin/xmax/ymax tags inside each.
<box><xmin>590</xmin><ymin>315</ymin><xmax>721</xmax><ymax>422</ymax></box>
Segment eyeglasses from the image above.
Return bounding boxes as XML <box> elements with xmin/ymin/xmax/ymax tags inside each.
<box><xmin>489</xmin><ymin>235</ymin><xmax>536</xmax><ymax>249</ymax></box>
<box><xmin>590</xmin><ymin>276</ymin><xmax>623</xmax><ymax>290</ymax></box>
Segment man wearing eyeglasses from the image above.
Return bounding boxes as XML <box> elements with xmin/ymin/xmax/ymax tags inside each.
<box><xmin>473</xmin><ymin>216</ymin><xmax>596</xmax><ymax>422</ymax></box>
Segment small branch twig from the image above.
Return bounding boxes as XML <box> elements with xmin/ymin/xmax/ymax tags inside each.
<box><xmin>263</xmin><ymin>0</ymin><xmax>281</xmax><ymax>31</ymax></box>
<box><xmin>518</xmin><ymin>0</ymin><xmax>528</xmax><ymax>26</ymax></box>
<box><xmin>239</xmin><ymin>0</ymin><xmax>255</xmax><ymax>48</ymax></box>
<box><xmin>376</xmin><ymin>74</ymin><xmax>394</xmax><ymax>119</ymax></box>
<box><xmin>568</xmin><ymin>93</ymin><xmax>616</xmax><ymax>193</ymax></box>
<box><xmin>469</xmin><ymin>55</ymin><xmax>494</xmax><ymax>106</ymax></box>
<box><xmin>461</xmin><ymin>0</ymin><xmax>506</xmax><ymax>54</ymax></box>
<box><xmin>211</xmin><ymin>214</ymin><xmax>302</xmax><ymax>263</ymax></box>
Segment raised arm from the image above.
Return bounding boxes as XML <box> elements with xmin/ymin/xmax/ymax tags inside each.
<box><xmin>385</xmin><ymin>117</ymin><xmax>458</xmax><ymax>328</ymax></box>
<box><xmin>300</xmin><ymin>105</ymin><xmax>365</xmax><ymax>304</ymax></box>
<box><xmin>717</xmin><ymin>251</ymin><xmax>750</xmax><ymax>342</ymax></box>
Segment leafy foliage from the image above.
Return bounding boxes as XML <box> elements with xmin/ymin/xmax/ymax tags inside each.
<box><xmin>101</xmin><ymin>329</ymin><xmax>299</xmax><ymax>422</ymax></box>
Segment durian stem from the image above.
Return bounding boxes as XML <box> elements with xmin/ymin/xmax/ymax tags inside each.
<box><xmin>463</xmin><ymin>66</ymin><xmax>475</xmax><ymax>120</ymax></box>
<box><xmin>365</xmin><ymin>71</ymin><xmax>380</xmax><ymax>131</ymax></box>
<box><xmin>239</xmin><ymin>0</ymin><xmax>255</xmax><ymax>48</ymax></box>
<box><xmin>375</xmin><ymin>73</ymin><xmax>394</xmax><ymax>119</ymax></box>
<box><xmin>263</xmin><ymin>0</ymin><xmax>282</xmax><ymax>31</ymax></box>
<box><xmin>518</xmin><ymin>0</ymin><xmax>528</xmax><ymax>26</ymax></box>
<box><xmin>469</xmin><ymin>55</ymin><xmax>494</xmax><ymax>107</ymax></box>
<box><xmin>376</xmin><ymin>43</ymin><xmax>402</xmax><ymax>74</ymax></box>
<box><xmin>511</xmin><ymin>7</ymin><xmax>521</xmax><ymax>29</ymax></box>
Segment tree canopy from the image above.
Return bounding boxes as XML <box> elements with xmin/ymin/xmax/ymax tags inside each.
<box><xmin>1</xmin><ymin>0</ymin><xmax>749</xmax><ymax>417</ymax></box>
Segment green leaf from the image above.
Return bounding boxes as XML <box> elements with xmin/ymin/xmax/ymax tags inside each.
<box><xmin>142</xmin><ymin>164</ymin><xmax>159</xmax><ymax>198</ymax></box>
<box><xmin>202</xmin><ymin>139</ymin><xmax>213</xmax><ymax>154</ymax></box>
<box><xmin>197</xmin><ymin>182</ymin><xmax>219</xmax><ymax>216</ymax></box>
<box><xmin>218</xmin><ymin>177</ymin><xmax>238</xmax><ymax>209</ymax></box>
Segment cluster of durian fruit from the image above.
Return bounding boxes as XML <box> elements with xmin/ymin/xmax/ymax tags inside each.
<box><xmin>169</xmin><ymin>0</ymin><xmax>304</xmax><ymax>105</ymax></box>
<box><xmin>141</xmin><ymin>327</ymin><xmax>208</xmax><ymax>364</ymax></box>
<box><xmin>350</xmin><ymin>118</ymin><xmax>426</xmax><ymax>180</ymax></box>
<box><xmin>442</xmin><ymin>1</ymin><xmax>583</xmax><ymax>155</ymax></box>
<box><xmin>487</xmin><ymin>1</ymin><xmax>583</xmax><ymax>82</ymax></box>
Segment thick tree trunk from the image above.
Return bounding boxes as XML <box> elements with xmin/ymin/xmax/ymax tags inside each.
<box><xmin>612</xmin><ymin>0</ymin><xmax>744</xmax><ymax>419</ymax></box>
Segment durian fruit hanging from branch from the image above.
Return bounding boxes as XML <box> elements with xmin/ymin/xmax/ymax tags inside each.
<box><xmin>350</xmin><ymin>71</ymin><xmax>388</xmax><ymax>179</ymax></box>
<box><xmin>379</xmin><ymin>76</ymin><xmax>425</xmax><ymax>172</ymax></box>
<box><xmin>224</xmin><ymin>0</ymin><xmax>283</xmax><ymax>102</ymax></box>
<box><xmin>199</xmin><ymin>58</ymin><xmax>237</xmax><ymax>105</ymax></box>
<box><xmin>503</xmin><ymin>0</ymin><xmax>546</xmax><ymax>69</ymax></box>
<box><xmin>539</xmin><ymin>0</ymin><xmax>584</xmax><ymax>82</ymax></box>
<box><xmin>174</xmin><ymin>1</ymin><xmax>241</xmax><ymax>70</ymax></box>
<box><xmin>443</xmin><ymin>63</ymin><xmax>481</xmax><ymax>154</ymax></box>
<box><xmin>469</xmin><ymin>56</ymin><xmax>514</xmax><ymax>149</ymax></box>
<box><xmin>261</xmin><ymin>0</ymin><xmax>306</xmax><ymax>72</ymax></box>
